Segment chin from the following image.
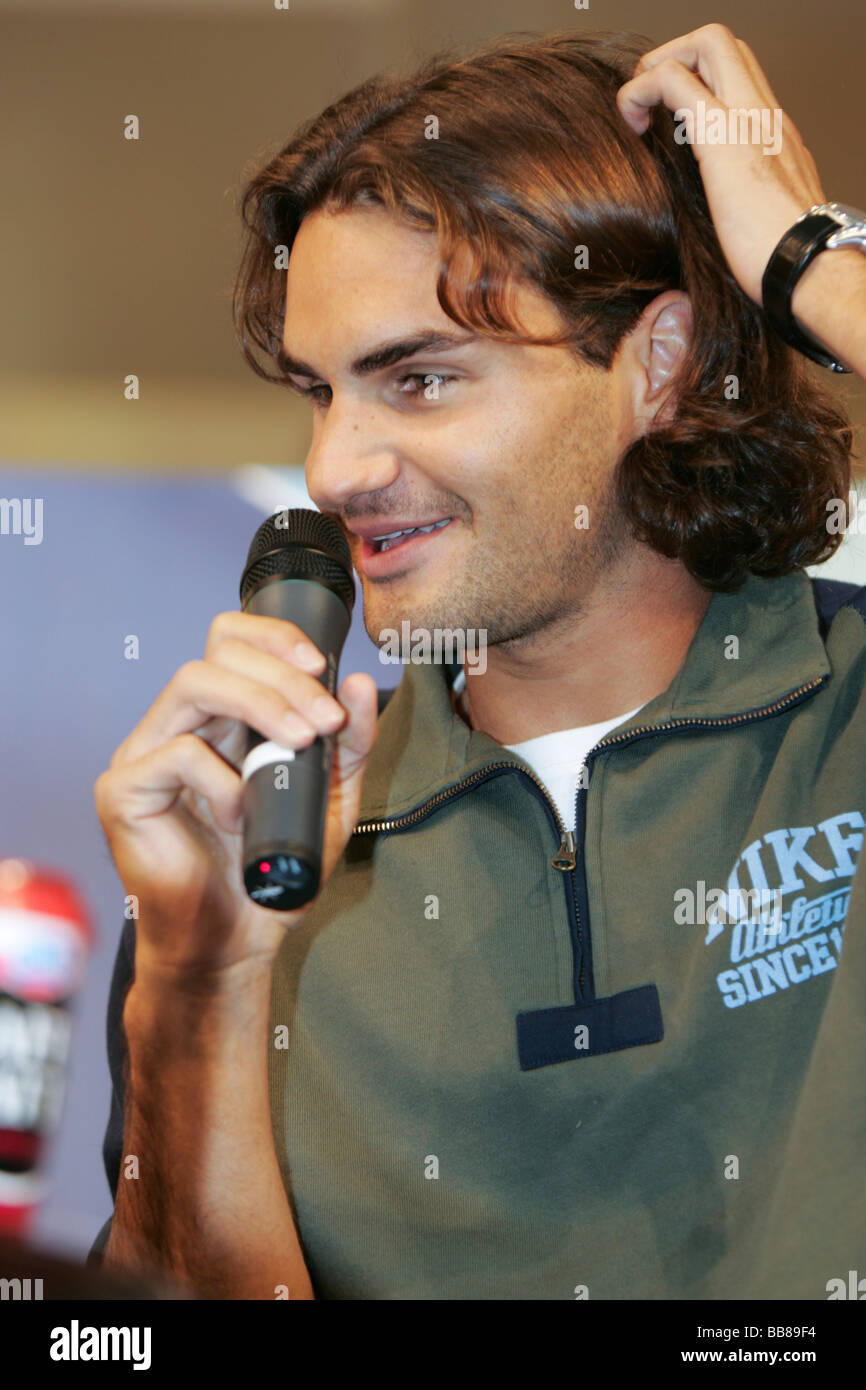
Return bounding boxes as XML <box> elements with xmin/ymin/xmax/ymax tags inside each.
<box><xmin>363</xmin><ymin>594</ymin><xmax>423</xmax><ymax>638</ymax></box>
<box><xmin>362</xmin><ymin>586</ymin><xmax>443</xmax><ymax>639</ymax></box>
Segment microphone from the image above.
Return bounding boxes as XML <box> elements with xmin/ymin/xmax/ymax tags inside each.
<box><xmin>239</xmin><ymin>508</ymin><xmax>355</xmax><ymax>911</ymax></box>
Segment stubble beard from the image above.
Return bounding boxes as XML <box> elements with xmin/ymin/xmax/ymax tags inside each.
<box><xmin>361</xmin><ymin>468</ymin><xmax>630</xmax><ymax>656</ymax></box>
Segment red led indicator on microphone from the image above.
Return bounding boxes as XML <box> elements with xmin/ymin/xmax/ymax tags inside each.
<box><xmin>260</xmin><ymin>861</ymin><xmax>271</xmax><ymax>873</ymax></box>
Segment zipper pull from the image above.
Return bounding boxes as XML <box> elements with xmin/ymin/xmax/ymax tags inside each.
<box><xmin>551</xmin><ymin>830</ymin><xmax>576</xmax><ymax>872</ymax></box>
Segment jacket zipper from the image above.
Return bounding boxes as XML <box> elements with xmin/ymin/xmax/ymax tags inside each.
<box><xmin>354</xmin><ymin>762</ymin><xmax>583</xmax><ymax>990</ymax></box>
<box><xmin>352</xmin><ymin>675</ymin><xmax>828</xmax><ymax>1003</ymax></box>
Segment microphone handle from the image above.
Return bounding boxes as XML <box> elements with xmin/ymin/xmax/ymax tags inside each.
<box><xmin>240</xmin><ymin>577</ymin><xmax>352</xmax><ymax>910</ymax></box>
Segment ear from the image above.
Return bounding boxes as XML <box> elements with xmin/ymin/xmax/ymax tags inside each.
<box><xmin>628</xmin><ymin>291</ymin><xmax>693</xmax><ymax>426</ymax></box>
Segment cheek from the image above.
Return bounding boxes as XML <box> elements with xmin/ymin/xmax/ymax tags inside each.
<box><xmin>436</xmin><ymin>387</ymin><xmax>569</xmax><ymax>504</ymax></box>
<box><xmin>430</xmin><ymin>435</ymin><xmax>494</xmax><ymax>500</ymax></box>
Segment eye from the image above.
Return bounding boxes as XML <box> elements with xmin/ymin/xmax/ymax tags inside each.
<box><xmin>289</xmin><ymin>372</ymin><xmax>457</xmax><ymax>407</ymax></box>
<box><xmin>305</xmin><ymin>383</ymin><xmax>332</xmax><ymax>406</ymax></box>
<box><xmin>394</xmin><ymin>372</ymin><xmax>456</xmax><ymax>397</ymax></box>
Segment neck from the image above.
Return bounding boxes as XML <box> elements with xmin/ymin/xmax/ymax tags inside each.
<box><xmin>460</xmin><ymin>551</ymin><xmax>713</xmax><ymax>744</ymax></box>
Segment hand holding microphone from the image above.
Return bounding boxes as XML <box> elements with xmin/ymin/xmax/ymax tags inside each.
<box><xmin>94</xmin><ymin>508</ymin><xmax>378</xmax><ymax>981</ymax></box>
<box><xmin>239</xmin><ymin>508</ymin><xmax>358</xmax><ymax>911</ymax></box>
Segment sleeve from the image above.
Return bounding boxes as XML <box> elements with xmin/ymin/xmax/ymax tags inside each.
<box><xmin>84</xmin><ymin>916</ymin><xmax>137</xmax><ymax>1267</ymax></box>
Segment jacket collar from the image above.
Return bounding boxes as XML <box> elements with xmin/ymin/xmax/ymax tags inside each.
<box><xmin>357</xmin><ymin>568</ymin><xmax>830</xmax><ymax>824</ymax></box>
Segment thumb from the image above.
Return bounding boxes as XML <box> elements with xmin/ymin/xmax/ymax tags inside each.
<box><xmin>319</xmin><ymin>671</ymin><xmax>380</xmax><ymax>885</ymax></box>
<box><xmin>333</xmin><ymin>671</ymin><xmax>379</xmax><ymax>783</ymax></box>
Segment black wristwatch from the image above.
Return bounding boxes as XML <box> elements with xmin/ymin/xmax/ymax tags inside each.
<box><xmin>761</xmin><ymin>202</ymin><xmax>866</xmax><ymax>373</ymax></box>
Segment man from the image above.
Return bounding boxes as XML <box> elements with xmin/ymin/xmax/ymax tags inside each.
<box><xmin>89</xmin><ymin>26</ymin><xmax>866</xmax><ymax>1299</ymax></box>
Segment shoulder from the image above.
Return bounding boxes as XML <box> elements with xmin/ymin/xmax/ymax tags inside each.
<box><xmin>810</xmin><ymin>576</ymin><xmax>866</xmax><ymax>640</ymax></box>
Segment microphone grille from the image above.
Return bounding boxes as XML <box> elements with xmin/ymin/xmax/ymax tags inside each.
<box><xmin>246</xmin><ymin>508</ymin><xmax>351</xmax><ymax>567</ymax></box>
<box><xmin>240</xmin><ymin>508</ymin><xmax>355</xmax><ymax>611</ymax></box>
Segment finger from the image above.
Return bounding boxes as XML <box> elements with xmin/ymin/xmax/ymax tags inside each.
<box><xmin>209</xmin><ymin>637</ymin><xmax>346</xmax><ymax>737</ymax></box>
<box><xmin>191</xmin><ymin>713</ymin><xmax>238</xmax><ymax>753</ymax></box>
<box><xmin>331</xmin><ymin>672</ymin><xmax>379</xmax><ymax>779</ymax></box>
<box><xmin>630</xmin><ymin>23</ymin><xmax>759</xmax><ymax>109</ymax></box>
<box><xmin>204</xmin><ymin>609</ymin><xmax>326</xmax><ymax>675</ymax></box>
<box><xmin>192</xmin><ymin>715</ymin><xmax>249</xmax><ymax>772</ymax></box>
<box><xmin>618</xmin><ymin>58</ymin><xmax>717</xmax><ymax>135</ymax></box>
<box><xmin>112</xmin><ymin>660</ymin><xmax>320</xmax><ymax>767</ymax></box>
<box><xmin>97</xmin><ymin>732</ymin><xmax>245</xmax><ymax>837</ymax></box>
<box><xmin>734</xmin><ymin>38</ymin><xmax>781</xmax><ymax>110</ymax></box>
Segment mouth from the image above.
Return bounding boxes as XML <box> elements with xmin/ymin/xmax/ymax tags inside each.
<box><xmin>365</xmin><ymin>517</ymin><xmax>452</xmax><ymax>554</ymax></box>
<box><xmin>352</xmin><ymin>516</ymin><xmax>454</xmax><ymax>577</ymax></box>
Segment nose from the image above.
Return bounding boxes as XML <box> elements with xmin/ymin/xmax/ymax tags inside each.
<box><xmin>305</xmin><ymin>393</ymin><xmax>400</xmax><ymax>513</ymax></box>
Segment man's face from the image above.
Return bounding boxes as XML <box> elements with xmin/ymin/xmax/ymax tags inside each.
<box><xmin>282</xmin><ymin>204</ymin><xmax>640</xmax><ymax>649</ymax></box>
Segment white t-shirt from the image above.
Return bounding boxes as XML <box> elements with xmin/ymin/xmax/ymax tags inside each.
<box><xmin>452</xmin><ymin>668</ymin><xmax>643</xmax><ymax>831</ymax></box>
<box><xmin>505</xmin><ymin>711</ymin><xmax>643</xmax><ymax>829</ymax></box>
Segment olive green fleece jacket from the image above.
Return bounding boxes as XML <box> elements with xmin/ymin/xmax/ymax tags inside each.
<box><xmin>93</xmin><ymin>567</ymin><xmax>866</xmax><ymax>1299</ymax></box>
<box><xmin>267</xmin><ymin>567</ymin><xmax>865</xmax><ymax>1299</ymax></box>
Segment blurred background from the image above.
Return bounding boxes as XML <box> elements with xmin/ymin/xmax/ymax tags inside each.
<box><xmin>0</xmin><ymin>0</ymin><xmax>863</xmax><ymax>1261</ymax></box>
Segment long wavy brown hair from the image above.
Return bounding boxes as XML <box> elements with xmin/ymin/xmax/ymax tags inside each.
<box><xmin>233</xmin><ymin>28</ymin><xmax>854</xmax><ymax>592</ymax></box>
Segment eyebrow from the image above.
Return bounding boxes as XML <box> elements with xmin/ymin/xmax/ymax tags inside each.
<box><xmin>276</xmin><ymin>329</ymin><xmax>479</xmax><ymax>381</ymax></box>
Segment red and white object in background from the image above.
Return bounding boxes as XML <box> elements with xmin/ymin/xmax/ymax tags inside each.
<box><xmin>0</xmin><ymin>859</ymin><xmax>94</xmax><ymax>1236</ymax></box>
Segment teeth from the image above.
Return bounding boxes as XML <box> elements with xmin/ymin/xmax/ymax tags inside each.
<box><xmin>372</xmin><ymin>518</ymin><xmax>451</xmax><ymax>552</ymax></box>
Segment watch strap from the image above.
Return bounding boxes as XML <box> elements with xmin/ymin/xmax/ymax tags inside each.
<box><xmin>761</xmin><ymin>210</ymin><xmax>852</xmax><ymax>373</ymax></box>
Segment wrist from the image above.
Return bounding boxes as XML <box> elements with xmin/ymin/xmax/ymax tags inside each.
<box><xmin>123</xmin><ymin>958</ymin><xmax>274</xmax><ymax>1061</ymax></box>
<box><xmin>130</xmin><ymin>944</ymin><xmax>277</xmax><ymax>998</ymax></box>
<box><xmin>790</xmin><ymin>246</ymin><xmax>866</xmax><ymax>348</ymax></box>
